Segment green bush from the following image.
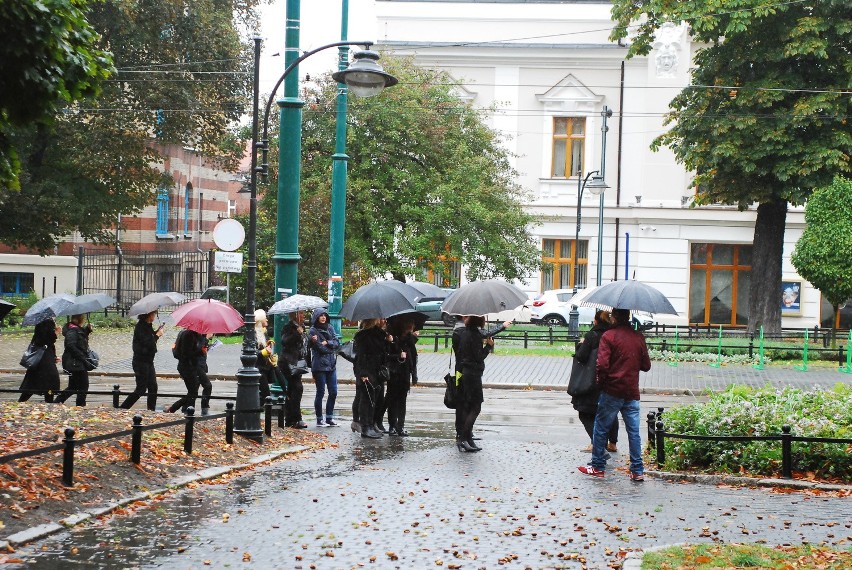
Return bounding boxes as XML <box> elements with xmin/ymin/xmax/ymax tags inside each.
<box><xmin>0</xmin><ymin>291</ymin><xmax>39</xmax><ymax>327</ymax></box>
<box><xmin>658</xmin><ymin>385</ymin><xmax>852</xmax><ymax>481</ymax></box>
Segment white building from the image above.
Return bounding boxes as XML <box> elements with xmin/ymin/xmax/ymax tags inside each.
<box><xmin>376</xmin><ymin>0</ymin><xmax>830</xmax><ymax>328</ymax></box>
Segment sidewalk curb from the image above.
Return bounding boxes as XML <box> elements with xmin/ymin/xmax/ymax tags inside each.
<box><xmin>647</xmin><ymin>470</ymin><xmax>852</xmax><ymax>492</ymax></box>
<box><xmin>0</xmin><ymin>444</ymin><xmax>311</xmax><ymax>549</ymax></box>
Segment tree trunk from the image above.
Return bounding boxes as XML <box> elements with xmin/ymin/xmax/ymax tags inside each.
<box><xmin>748</xmin><ymin>200</ymin><xmax>787</xmax><ymax>335</ymax></box>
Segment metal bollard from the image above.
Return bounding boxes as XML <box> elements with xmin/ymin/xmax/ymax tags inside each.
<box><xmin>548</xmin><ymin>326</ymin><xmax>554</xmax><ymax>345</ymax></box>
<box><xmin>112</xmin><ymin>384</ymin><xmax>121</xmax><ymax>408</ymax></box>
<box><xmin>655</xmin><ymin>420</ymin><xmax>666</xmax><ymax>465</ymax></box>
<box><xmin>748</xmin><ymin>334</ymin><xmax>754</xmax><ymax>358</ymax></box>
<box><xmin>661</xmin><ymin>339</ymin><xmax>667</xmax><ymax>352</ymax></box>
<box><xmin>434</xmin><ymin>335</ymin><xmax>439</xmax><ymax>352</ymax></box>
<box><xmin>183</xmin><ymin>407</ymin><xmax>195</xmax><ymax>454</ymax></box>
<box><xmin>131</xmin><ymin>414</ymin><xmax>143</xmax><ymax>464</ymax></box>
<box><xmin>264</xmin><ymin>396</ymin><xmax>273</xmax><ymax>436</ymax></box>
<box><xmin>523</xmin><ymin>331</ymin><xmax>528</xmax><ymax>349</ymax></box>
<box><xmin>647</xmin><ymin>411</ymin><xmax>657</xmax><ymax>449</ymax></box>
<box><xmin>62</xmin><ymin>427</ymin><xmax>76</xmax><ymax>486</ymax></box>
<box><xmin>277</xmin><ymin>396</ymin><xmax>286</xmax><ymax>428</ymax></box>
<box><xmin>225</xmin><ymin>402</ymin><xmax>234</xmax><ymax>444</ymax></box>
<box><xmin>781</xmin><ymin>425</ymin><xmax>792</xmax><ymax>479</ymax></box>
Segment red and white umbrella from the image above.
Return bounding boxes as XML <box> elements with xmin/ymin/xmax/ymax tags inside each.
<box><xmin>170</xmin><ymin>299</ymin><xmax>244</xmax><ymax>334</ymax></box>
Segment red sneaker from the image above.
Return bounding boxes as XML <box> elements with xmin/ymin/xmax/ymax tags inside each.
<box><xmin>629</xmin><ymin>472</ymin><xmax>645</xmax><ymax>482</ymax></box>
<box><xmin>578</xmin><ymin>465</ymin><xmax>605</xmax><ymax>478</ymax></box>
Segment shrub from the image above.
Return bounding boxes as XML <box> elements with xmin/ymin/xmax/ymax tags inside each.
<box><xmin>657</xmin><ymin>385</ymin><xmax>852</xmax><ymax>481</ymax></box>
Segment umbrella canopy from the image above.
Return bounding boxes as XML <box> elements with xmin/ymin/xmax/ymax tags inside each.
<box><xmin>0</xmin><ymin>300</ymin><xmax>15</xmax><ymax>320</ymax></box>
<box><xmin>128</xmin><ymin>292</ymin><xmax>187</xmax><ymax>317</ymax></box>
<box><xmin>22</xmin><ymin>294</ymin><xmax>76</xmax><ymax>326</ymax></box>
<box><xmin>387</xmin><ymin>310</ymin><xmax>430</xmax><ymax>331</ymax></box>
<box><xmin>338</xmin><ymin>281</ymin><xmax>421</xmax><ymax>321</ymax></box>
<box><xmin>267</xmin><ymin>294</ymin><xmax>329</xmax><ymax>315</ymax></box>
<box><xmin>565</xmin><ymin>286</ymin><xmax>601</xmax><ymax>307</ymax></box>
<box><xmin>57</xmin><ymin>293</ymin><xmax>116</xmax><ymax>316</ymax></box>
<box><xmin>170</xmin><ymin>299</ymin><xmax>244</xmax><ymax>334</ymax></box>
<box><xmin>579</xmin><ymin>280</ymin><xmax>678</xmax><ymax>315</ymax></box>
<box><xmin>441</xmin><ymin>279</ymin><xmax>528</xmax><ymax>317</ymax></box>
<box><xmin>405</xmin><ymin>281</ymin><xmax>450</xmax><ymax>300</ymax></box>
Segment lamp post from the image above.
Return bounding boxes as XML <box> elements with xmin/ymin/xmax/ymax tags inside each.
<box><xmin>234</xmin><ymin>30</ymin><xmax>397</xmax><ymax>440</ymax></box>
<box><xmin>596</xmin><ymin>106</ymin><xmax>613</xmax><ymax>286</ymax></box>
<box><xmin>568</xmin><ymin>170</ymin><xmax>608</xmax><ymax>334</ymax></box>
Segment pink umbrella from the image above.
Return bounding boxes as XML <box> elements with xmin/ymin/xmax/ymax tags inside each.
<box><xmin>170</xmin><ymin>299</ymin><xmax>244</xmax><ymax>334</ymax></box>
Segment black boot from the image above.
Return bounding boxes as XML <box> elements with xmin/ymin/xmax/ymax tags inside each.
<box><xmin>361</xmin><ymin>427</ymin><xmax>381</xmax><ymax>439</ymax></box>
<box><xmin>466</xmin><ymin>437</ymin><xmax>481</xmax><ymax>451</ymax></box>
<box><xmin>375</xmin><ymin>422</ymin><xmax>389</xmax><ymax>434</ymax></box>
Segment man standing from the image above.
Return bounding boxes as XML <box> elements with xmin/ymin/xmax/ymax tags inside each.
<box><xmin>578</xmin><ymin>308</ymin><xmax>651</xmax><ymax>481</ymax></box>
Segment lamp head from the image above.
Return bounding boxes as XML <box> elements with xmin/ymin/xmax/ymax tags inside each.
<box><xmin>332</xmin><ymin>50</ymin><xmax>398</xmax><ymax>98</ymax></box>
<box><xmin>584</xmin><ymin>175</ymin><xmax>609</xmax><ymax>196</ymax></box>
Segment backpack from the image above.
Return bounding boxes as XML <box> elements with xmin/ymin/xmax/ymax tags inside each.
<box><xmin>172</xmin><ymin>329</ymin><xmax>186</xmax><ymax>359</ymax></box>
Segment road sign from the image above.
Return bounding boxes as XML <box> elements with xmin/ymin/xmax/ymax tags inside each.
<box><xmin>214</xmin><ymin>251</ymin><xmax>243</xmax><ymax>273</ymax></box>
<box><xmin>212</xmin><ymin>219</ymin><xmax>245</xmax><ymax>252</ymax></box>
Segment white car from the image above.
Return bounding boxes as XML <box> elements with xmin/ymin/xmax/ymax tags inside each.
<box><xmin>526</xmin><ymin>288</ymin><xmax>656</xmax><ymax>329</ymax></box>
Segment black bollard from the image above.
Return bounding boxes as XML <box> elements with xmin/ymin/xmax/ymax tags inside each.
<box><xmin>112</xmin><ymin>384</ymin><xmax>121</xmax><ymax>408</ymax></box>
<box><xmin>62</xmin><ymin>427</ymin><xmax>76</xmax><ymax>486</ymax></box>
<box><xmin>277</xmin><ymin>396</ymin><xmax>286</xmax><ymax>428</ymax></box>
<box><xmin>647</xmin><ymin>411</ymin><xmax>657</xmax><ymax>448</ymax></box>
<box><xmin>781</xmin><ymin>425</ymin><xmax>792</xmax><ymax>479</ymax></box>
<box><xmin>184</xmin><ymin>407</ymin><xmax>195</xmax><ymax>454</ymax></box>
<box><xmin>655</xmin><ymin>420</ymin><xmax>666</xmax><ymax>465</ymax></box>
<box><xmin>225</xmin><ymin>402</ymin><xmax>234</xmax><ymax>444</ymax></box>
<box><xmin>264</xmin><ymin>396</ymin><xmax>273</xmax><ymax>436</ymax></box>
<box><xmin>131</xmin><ymin>414</ymin><xmax>143</xmax><ymax>464</ymax></box>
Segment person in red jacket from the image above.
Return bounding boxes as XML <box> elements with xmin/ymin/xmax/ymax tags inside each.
<box><xmin>578</xmin><ymin>308</ymin><xmax>651</xmax><ymax>481</ymax></box>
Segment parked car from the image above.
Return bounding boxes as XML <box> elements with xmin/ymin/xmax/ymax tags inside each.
<box><xmin>415</xmin><ymin>288</ymin><xmax>456</xmax><ymax>326</ymax></box>
<box><xmin>525</xmin><ymin>288</ymin><xmax>656</xmax><ymax>329</ymax></box>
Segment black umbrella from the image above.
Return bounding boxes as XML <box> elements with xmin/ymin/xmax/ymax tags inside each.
<box><xmin>57</xmin><ymin>293</ymin><xmax>116</xmax><ymax>316</ymax></box>
<box><xmin>128</xmin><ymin>292</ymin><xmax>187</xmax><ymax>317</ymax></box>
<box><xmin>441</xmin><ymin>280</ymin><xmax>528</xmax><ymax>316</ymax></box>
<box><xmin>339</xmin><ymin>281</ymin><xmax>421</xmax><ymax>321</ymax></box>
<box><xmin>406</xmin><ymin>281</ymin><xmax>450</xmax><ymax>300</ymax></box>
<box><xmin>579</xmin><ymin>280</ymin><xmax>678</xmax><ymax>315</ymax></box>
<box><xmin>0</xmin><ymin>300</ymin><xmax>15</xmax><ymax>320</ymax></box>
<box><xmin>387</xmin><ymin>310</ymin><xmax>430</xmax><ymax>331</ymax></box>
<box><xmin>22</xmin><ymin>294</ymin><xmax>76</xmax><ymax>326</ymax></box>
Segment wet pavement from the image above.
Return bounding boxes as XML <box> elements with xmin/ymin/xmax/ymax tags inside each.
<box><xmin>6</xmin><ymin>412</ymin><xmax>850</xmax><ymax>568</ymax></box>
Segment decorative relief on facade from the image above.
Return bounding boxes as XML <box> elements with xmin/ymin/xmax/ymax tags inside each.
<box><xmin>653</xmin><ymin>22</ymin><xmax>686</xmax><ymax>78</ymax></box>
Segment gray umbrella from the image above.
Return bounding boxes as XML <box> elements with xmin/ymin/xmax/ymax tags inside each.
<box><xmin>0</xmin><ymin>299</ymin><xmax>14</xmax><ymax>320</ymax></box>
<box><xmin>22</xmin><ymin>294</ymin><xmax>76</xmax><ymax>326</ymax></box>
<box><xmin>579</xmin><ymin>280</ymin><xmax>678</xmax><ymax>315</ymax></box>
<box><xmin>406</xmin><ymin>281</ymin><xmax>450</xmax><ymax>300</ymax></box>
<box><xmin>338</xmin><ymin>281</ymin><xmax>421</xmax><ymax>321</ymax></box>
<box><xmin>267</xmin><ymin>294</ymin><xmax>328</xmax><ymax>315</ymax></box>
<box><xmin>440</xmin><ymin>280</ymin><xmax>528</xmax><ymax>316</ymax></box>
<box><xmin>57</xmin><ymin>293</ymin><xmax>116</xmax><ymax>316</ymax></box>
<box><xmin>128</xmin><ymin>292</ymin><xmax>187</xmax><ymax>317</ymax></box>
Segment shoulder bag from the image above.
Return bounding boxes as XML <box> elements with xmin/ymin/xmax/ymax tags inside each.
<box><xmin>567</xmin><ymin>348</ymin><xmax>597</xmax><ymax>396</ymax></box>
<box><xmin>443</xmin><ymin>351</ymin><xmax>457</xmax><ymax>409</ymax></box>
<box><xmin>84</xmin><ymin>349</ymin><xmax>100</xmax><ymax>371</ymax></box>
<box><xmin>337</xmin><ymin>340</ymin><xmax>356</xmax><ymax>363</ymax></box>
<box><xmin>20</xmin><ymin>343</ymin><xmax>47</xmax><ymax>369</ymax></box>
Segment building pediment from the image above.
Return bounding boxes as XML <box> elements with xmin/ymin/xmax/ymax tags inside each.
<box><xmin>536</xmin><ymin>74</ymin><xmax>602</xmax><ymax>113</ymax></box>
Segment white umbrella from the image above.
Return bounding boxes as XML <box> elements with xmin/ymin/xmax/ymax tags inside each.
<box><xmin>267</xmin><ymin>294</ymin><xmax>329</xmax><ymax>315</ymax></box>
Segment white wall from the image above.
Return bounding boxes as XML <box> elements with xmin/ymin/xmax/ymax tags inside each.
<box><xmin>0</xmin><ymin>254</ymin><xmax>78</xmax><ymax>298</ymax></box>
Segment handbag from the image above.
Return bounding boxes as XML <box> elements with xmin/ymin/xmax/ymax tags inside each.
<box><xmin>377</xmin><ymin>364</ymin><xmax>391</xmax><ymax>383</ymax></box>
<box><xmin>337</xmin><ymin>340</ymin><xmax>356</xmax><ymax>363</ymax></box>
<box><xmin>290</xmin><ymin>359</ymin><xmax>309</xmax><ymax>376</ymax></box>
<box><xmin>20</xmin><ymin>343</ymin><xmax>46</xmax><ymax>369</ymax></box>
<box><xmin>567</xmin><ymin>348</ymin><xmax>597</xmax><ymax>396</ymax></box>
<box><xmin>84</xmin><ymin>349</ymin><xmax>99</xmax><ymax>371</ymax></box>
<box><xmin>443</xmin><ymin>373</ymin><xmax>457</xmax><ymax>409</ymax></box>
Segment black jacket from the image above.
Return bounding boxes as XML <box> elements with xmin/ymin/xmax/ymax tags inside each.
<box><xmin>175</xmin><ymin>329</ymin><xmax>204</xmax><ymax>366</ymax></box>
<box><xmin>388</xmin><ymin>332</ymin><xmax>418</xmax><ymax>384</ymax></box>
<box><xmin>574</xmin><ymin>323</ymin><xmax>609</xmax><ymax>364</ymax></box>
<box><xmin>353</xmin><ymin>326</ymin><xmax>390</xmax><ymax>381</ymax></box>
<box><xmin>21</xmin><ymin>319</ymin><xmax>60</xmax><ymax>392</ymax></box>
<box><xmin>452</xmin><ymin>323</ymin><xmax>492</xmax><ymax>378</ymax></box>
<box><xmin>132</xmin><ymin>320</ymin><xmax>159</xmax><ymax>363</ymax></box>
<box><xmin>280</xmin><ymin>321</ymin><xmax>307</xmax><ymax>366</ymax></box>
<box><xmin>62</xmin><ymin>323</ymin><xmax>91</xmax><ymax>372</ymax></box>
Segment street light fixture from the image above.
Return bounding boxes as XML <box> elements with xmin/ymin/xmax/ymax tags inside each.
<box><xmin>568</xmin><ymin>170</ymin><xmax>608</xmax><ymax>335</ymax></box>
<box><xmin>234</xmin><ymin>36</ymin><xmax>397</xmax><ymax>441</ymax></box>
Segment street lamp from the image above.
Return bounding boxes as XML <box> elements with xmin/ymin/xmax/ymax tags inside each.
<box><xmin>234</xmin><ymin>35</ymin><xmax>397</xmax><ymax>441</ymax></box>
<box><xmin>568</xmin><ymin>170</ymin><xmax>608</xmax><ymax>334</ymax></box>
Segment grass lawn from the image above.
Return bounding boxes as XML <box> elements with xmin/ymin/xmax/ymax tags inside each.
<box><xmin>642</xmin><ymin>543</ymin><xmax>851</xmax><ymax>569</ymax></box>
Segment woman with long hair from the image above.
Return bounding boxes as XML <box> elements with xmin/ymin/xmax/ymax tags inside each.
<box><xmin>18</xmin><ymin>318</ymin><xmax>61</xmax><ymax>403</ymax></box>
<box><xmin>353</xmin><ymin>318</ymin><xmax>393</xmax><ymax>438</ymax></box>
<box><xmin>254</xmin><ymin>309</ymin><xmax>274</xmax><ymax>404</ymax></box>
<box><xmin>385</xmin><ymin>315</ymin><xmax>418</xmax><ymax>436</ymax></box>
<box><xmin>279</xmin><ymin>310</ymin><xmax>309</xmax><ymax>429</ymax></box>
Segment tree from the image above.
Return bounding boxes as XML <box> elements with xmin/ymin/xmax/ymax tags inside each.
<box><xmin>610</xmin><ymin>0</ymin><xmax>851</xmax><ymax>333</ymax></box>
<box><xmin>0</xmin><ymin>0</ymin><xmax>260</xmax><ymax>252</ymax></box>
<box><xmin>791</xmin><ymin>177</ymin><xmax>852</xmax><ymax>336</ymax></box>
<box><xmin>249</xmin><ymin>54</ymin><xmax>541</xmax><ymax>301</ymax></box>
<box><xmin>0</xmin><ymin>0</ymin><xmax>113</xmax><ymax>190</ymax></box>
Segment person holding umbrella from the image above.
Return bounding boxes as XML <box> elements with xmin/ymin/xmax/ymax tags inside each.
<box><xmin>165</xmin><ymin>326</ymin><xmax>204</xmax><ymax>414</ymax></box>
<box><xmin>308</xmin><ymin>309</ymin><xmax>341</xmax><ymax>427</ymax></box>
<box><xmin>55</xmin><ymin>314</ymin><xmax>93</xmax><ymax>406</ymax></box>
<box><xmin>384</xmin><ymin>313</ymin><xmax>421</xmax><ymax>436</ymax></box>
<box><xmin>18</xmin><ymin>317</ymin><xmax>61</xmax><ymax>403</ymax></box>
<box><xmin>353</xmin><ymin>318</ymin><xmax>393</xmax><ymax>438</ymax></box>
<box><xmin>279</xmin><ymin>311</ymin><xmax>309</xmax><ymax>429</ymax></box>
<box><xmin>119</xmin><ymin>310</ymin><xmax>164</xmax><ymax>411</ymax></box>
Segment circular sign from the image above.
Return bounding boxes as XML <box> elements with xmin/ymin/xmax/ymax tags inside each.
<box><xmin>212</xmin><ymin>218</ymin><xmax>245</xmax><ymax>251</ymax></box>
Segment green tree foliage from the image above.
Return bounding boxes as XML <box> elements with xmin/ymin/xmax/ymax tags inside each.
<box><xmin>0</xmin><ymin>0</ymin><xmax>260</xmax><ymax>252</ymax></box>
<box><xmin>791</xmin><ymin>177</ymin><xmax>852</xmax><ymax>324</ymax></box>
<box><xmin>610</xmin><ymin>0</ymin><xmax>851</xmax><ymax>333</ymax></box>
<box><xmin>248</xmin><ymin>54</ymin><xmax>541</xmax><ymax>303</ymax></box>
<box><xmin>0</xmin><ymin>0</ymin><xmax>113</xmax><ymax>190</ymax></box>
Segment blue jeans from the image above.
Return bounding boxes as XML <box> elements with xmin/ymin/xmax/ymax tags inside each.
<box><xmin>312</xmin><ymin>369</ymin><xmax>338</xmax><ymax>421</ymax></box>
<box><xmin>591</xmin><ymin>392</ymin><xmax>643</xmax><ymax>474</ymax></box>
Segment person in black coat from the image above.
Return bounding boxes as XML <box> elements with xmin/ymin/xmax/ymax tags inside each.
<box><xmin>279</xmin><ymin>311</ymin><xmax>308</xmax><ymax>429</ymax></box>
<box><xmin>18</xmin><ymin>318</ymin><xmax>61</xmax><ymax>403</ymax></box>
<box><xmin>196</xmin><ymin>333</ymin><xmax>214</xmax><ymax>415</ymax></box>
<box><xmin>384</xmin><ymin>315</ymin><xmax>419</xmax><ymax>436</ymax></box>
<box><xmin>120</xmin><ymin>311</ymin><xmax>164</xmax><ymax>410</ymax></box>
<box><xmin>572</xmin><ymin>310</ymin><xmax>619</xmax><ymax>453</ymax></box>
<box><xmin>166</xmin><ymin>327</ymin><xmax>204</xmax><ymax>413</ymax></box>
<box><xmin>353</xmin><ymin>318</ymin><xmax>393</xmax><ymax>439</ymax></box>
<box><xmin>451</xmin><ymin>316</ymin><xmax>511</xmax><ymax>452</ymax></box>
<box><xmin>55</xmin><ymin>315</ymin><xmax>92</xmax><ymax>406</ymax></box>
